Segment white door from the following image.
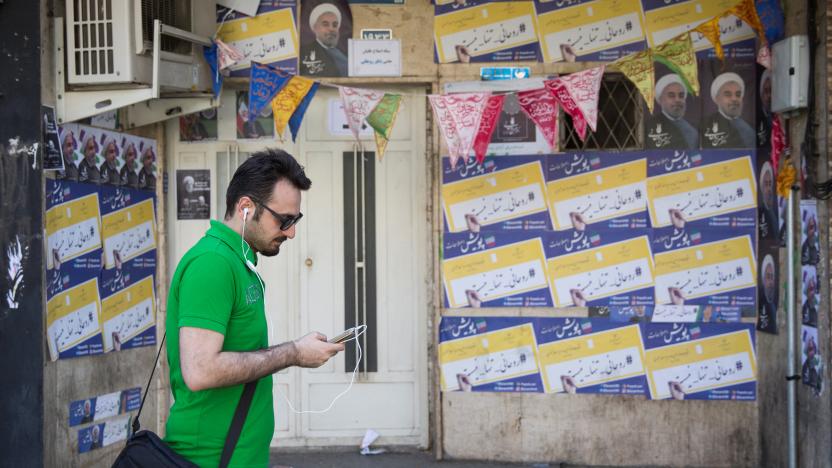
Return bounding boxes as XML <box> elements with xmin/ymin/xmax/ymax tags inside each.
<box><xmin>166</xmin><ymin>85</ymin><xmax>429</xmax><ymax>449</ymax></box>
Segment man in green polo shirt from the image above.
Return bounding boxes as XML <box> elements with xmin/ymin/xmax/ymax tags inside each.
<box><xmin>165</xmin><ymin>148</ymin><xmax>344</xmax><ymax>467</ymax></box>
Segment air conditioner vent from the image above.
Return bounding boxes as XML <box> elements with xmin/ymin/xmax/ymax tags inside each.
<box><xmin>71</xmin><ymin>0</ymin><xmax>115</xmax><ymax>77</ymax></box>
<box><xmin>140</xmin><ymin>0</ymin><xmax>191</xmax><ymax>55</ymax></box>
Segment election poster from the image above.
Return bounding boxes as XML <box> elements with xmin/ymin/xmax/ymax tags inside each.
<box><xmin>534</xmin><ymin>0</ymin><xmax>647</xmax><ymax>63</ymax></box>
<box><xmin>434</xmin><ymin>1</ymin><xmax>541</xmax><ymax>63</ymax></box>
<box><xmin>757</xmin><ymin>148</ymin><xmax>778</xmax><ymax>240</ymax></box>
<box><xmin>801</xmin><ymin>265</ymin><xmax>819</xmax><ymax>327</ymax></box>
<box><xmin>69</xmin><ymin>387</ymin><xmax>141</xmax><ymax>426</ymax></box>
<box><xmin>699</xmin><ymin>60</ymin><xmax>757</xmax><ymax>149</ymax></box>
<box><xmin>644</xmin><ymin>63</ymin><xmax>702</xmax><ymax>151</ymax></box>
<box><xmin>179</xmin><ymin>108</ymin><xmax>218</xmax><ymax>142</ymax></box>
<box><xmin>217</xmin><ymin>1</ymin><xmax>299</xmax><ymax>77</ymax></box>
<box><xmin>442</xmin><ymin>155</ymin><xmax>551</xmax><ymax>232</ymax></box>
<box><xmin>800</xmin><ymin>199</ymin><xmax>820</xmax><ymax>265</ymax></box>
<box><xmin>536</xmin><ymin>318</ymin><xmax>648</xmax><ymax>396</ymax></box>
<box><xmin>643</xmin><ymin>322</ymin><xmax>757</xmax><ymax>400</ymax></box>
<box><xmin>641</xmin><ymin>0</ymin><xmax>757</xmax><ymax>60</ymax></box>
<box><xmin>438</xmin><ymin>316</ymin><xmax>543</xmax><ymax>392</ymax></box>
<box><xmin>45</xmin><ymin>179</ymin><xmax>158</xmax><ymax>360</ymax></box>
<box><xmin>757</xmin><ymin>241</ymin><xmax>778</xmax><ymax>334</ymax></box>
<box><xmin>77</xmin><ymin>415</ymin><xmax>131</xmax><ymax>454</ymax></box>
<box><xmin>801</xmin><ymin>325</ymin><xmax>824</xmax><ymax>395</ymax></box>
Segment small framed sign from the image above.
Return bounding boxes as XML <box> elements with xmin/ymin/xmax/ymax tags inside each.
<box><xmin>360</xmin><ymin>28</ymin><xmax>393</xmax><ymax>40</ymax></box>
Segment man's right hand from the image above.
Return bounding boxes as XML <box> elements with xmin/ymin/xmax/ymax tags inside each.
<box><xmin>293</xmin><ymin>332</ymin><xmax>344</xmax><ymax>368</ymax></box>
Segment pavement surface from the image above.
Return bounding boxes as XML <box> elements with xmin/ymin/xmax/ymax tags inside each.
<box><xmin>269</xmin><ymin>450</ymin><xmax>556</xmax><ymax>468</ymax></box>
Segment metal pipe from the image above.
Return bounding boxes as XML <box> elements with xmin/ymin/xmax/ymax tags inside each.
<box><xmin>786</xmin><ymin>188</ymin><xmax>797</xmax><ymax>468</ymax></box>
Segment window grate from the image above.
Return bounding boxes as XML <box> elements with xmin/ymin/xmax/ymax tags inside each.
<box><xmin>71</xmin><ymin>0</ymin><xmax>115</xmax><ymax>76</ymax></box>
<box><xmin>140</xmin><ymin>0</ymin><xmax>192</xmax><ymax>54</ymax></box>
<box><xmin>560</xmin><ymin>74</ymin><xmax>644</xmax><ymax>151</ymax></box>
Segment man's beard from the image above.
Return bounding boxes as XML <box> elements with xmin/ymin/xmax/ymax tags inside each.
<box><xmin>256</xmin><ymin>235</ymin><xmax>288</xmax><ymax>257</ymax></box>
<box><xmin>321</xmin><ymin>32</ymin><xmax>338</xmax><ymax>48</ymax></box>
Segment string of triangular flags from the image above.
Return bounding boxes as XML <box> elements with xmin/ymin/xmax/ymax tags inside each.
<box><xmin>201</xmin><ymin>0</ymin><xmax>785</xmax><ymax>168</ymax></box>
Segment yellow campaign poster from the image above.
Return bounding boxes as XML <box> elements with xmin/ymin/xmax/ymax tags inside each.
<box><xmin>653</xmin><ymin>235</ymin><xmax>757</xmax><ymax>305</ymax></box>
<box><xmin>547</xmin><ymin>235</ymin><xmax>655</xmax><ymax>307</ymax></box>
<box><xmin>443</xmin><ymin>238</ymin><xmax>551</xmax><ymax>308</ymax></box>
<box><xmin>535</xmin><ymin>0</ymin><xmax>648</xmax><ymax>63</ymax></box>
<box><xmin>547</xmin><ymin>158</ymin><xmax>647</xmax><ymax>231</ymax></box>
<box><xmin>439</xmin><ymin>323</ymin><xmax>541</xmax><ymax>391</ymax></box>
<box><xmin>100</xmin><ymin>276</ymin><xmax>156</xmax><ymax>352</ymax></box>
<box><xmin>217</xmin><ymin>7</ymin><xmax>299</xmax><ymax>72</ymax></box>
<box><xmin>442</xmin><ymin>161</ymin><xmax>548</xmax><ymax>233</ymax></box>
<box><xmin>642</xmin><ymin>0</ymin><xmax>756</xmax><ymax>52</ymax></box>
<box><xmin>45</xmin><ymin>193</ymin><xmax>102</xmax><ymax>269</ymax></box>
<box><xmin>434</xmin><ymin>2</ymin><xmax>540</xmax><ymax>63</ymax></box>
<box><xmin>538</xmin><ymin>324</ymin><xmax>646</xmax><ymax>393</ymax></box>
<box><xmin>646</xmin><ymin>155</ymin><xmax>756</xmax><ymax>228</ymax></box>
<box><xmin>644</xmin><ymin>327</ymin><xmax>757</xmax><ymax>400</ymax></box>
<box><xmin>46</xmin><ymin>278</ymin><xmax>103</xmax><ymax>360</ymax></box>
<box><xmin>101</xmin><ymin>198</ymin><xmax>157</xmax><ymax>269</ymax></box>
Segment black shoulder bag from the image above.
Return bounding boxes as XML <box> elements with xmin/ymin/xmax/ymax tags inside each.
<box><xmin>112</xmin><ymin>333</ymin><xmax>257</xmax><ymax>468</ymax></box>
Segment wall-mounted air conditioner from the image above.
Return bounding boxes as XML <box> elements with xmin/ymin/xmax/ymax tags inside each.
<box><xmin>65</xmin><ymin>0</ymin><xmax>213</xmax><ymax>92</ymax></box>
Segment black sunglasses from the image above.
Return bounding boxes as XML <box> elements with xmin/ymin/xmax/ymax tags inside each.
<box><xmin>250</xmin><ymin>198</ymin><xmax>303</xmax><ymax>231</ymax></box>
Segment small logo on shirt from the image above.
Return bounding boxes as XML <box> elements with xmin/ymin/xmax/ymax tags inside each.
<box><xmin>246</xmin><ymin>284</ymin><xmax>262</xmax><ymax>304</ymax></box>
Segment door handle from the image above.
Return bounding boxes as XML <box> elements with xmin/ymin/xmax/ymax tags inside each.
<box><xmin>305</xmin><ymin>258</ymin><xmax>313</xmax><ymax>267</ymax></box>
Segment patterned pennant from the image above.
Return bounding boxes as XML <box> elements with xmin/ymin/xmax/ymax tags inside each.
<box><xmin>472</xmin><ymin>94</ymin><xmax>505</xmax><ymax>164</ymax></box>
<box><xmin>366</xmin><ymin>94</ymin><xmax>403</xmax><ymax>161</ymax></box>
<box><xmin>271</xmin><ymin>76</ymin><xmax>315</xmax><ymax>140</ymax></box>
<box><xmin>728</xmin><ymin>0</ymin><xmax>766</xmax><ymax>43</ymax></box>
<box><xmin>653</xmin><ymin>33</ymin><xmax>699</xmax><ymax>96</ymax></box>
<box><xmin>777</xmin><ymin>160</ymin><xmax>796</xmax><ymax>198</ymax></box>
<box><xmin>215</xmin><ymin>39</ymin><xmax>245</xmax><ymax>71</ymax></box>
<box><xmin>249</xmin><ymin>62</ymin><xmax>291</xmax><ymax>122</ymax></box>
<box><xmin>771</xmin><ymin>113</ymin><xmax>786</xmax><ymax>173</ymax></box>
<box><xmin>545</xmin><ymin>78</ymin><xmax>587</xmax><ymax>140</ymax></box>
<box><xmin>551</xmin><ymin>65</ymin><xmax>605</xmax><ymax>141</ymax></box>
<box><xmin>288</xmin><ymin>82</ymin><xmax>319</xmax><ymax>143</ymax></box>
<box><xmin>429</xmin><ymin>95</ymin><xmax>462</xmax><ymax>168</ymax></box>
<box><xmin>757</xmin><ymin>45</ymin><xmax>771</xmax><ymax>69</ymax></box>
<box><xmin>694</xmin><ymin>17</ymin><xmax>724</xmax><ymax>60</ymax></box>
<box><xmin>340</xmin><ymin>87</ymin><xmax>385</xmax><ymax>141</ymax></box>
<box><xmin>444</xmin><ymin>93</ymin><xmax>490</xmax><ymax>165</ymax></box>
<box><xmin>612</xmin><ymin>50</ymin><xmax>655</xmax><ymax>113</ymax></box>
<box><xmin>756</xmin><ymin>0</ymin><xmax>785</xmax><ymax>45</ymax></box>
<box><xmin>203</xmin><ymin>43</ymin><xmax>222</xmax><ymax>97</ymax></box>
<box><xmin>516</xmin><ymin>88</ymin><xmax>559</xmax><ymax>150</ymax></box>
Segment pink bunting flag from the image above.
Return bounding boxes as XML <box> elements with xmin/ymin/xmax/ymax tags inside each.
<box><xmin>545</xmin><ymin>66</ymin><xmax>604</xmax><ymax>142</ymax></box>
<box><xmin>545</xmin><ymin>78</ymin><xmax>586</xmax><ymax>140</ymax></box>
<box><xmin>429</xmin><ymin>93</ymin><xmax>490</xmax><ymax>168</ymax></box>
<box><xmin>757</xmin><ymin>45</ymin><xmax>771</xmax><ymax>69</ymax></box>
<box><xmin>516</xmin><ymin>88</ymin><xmax>559</xmax><ymax>150</ymax></box>
<box><xmin>215</xmin><ymin>39</ymin><xmax>245</xmax><ymax>71</ymax></box>
<box><xmin>771</xmin><ymin>113</ymin><xmax>786</xmax><ymax>173</ymax></box>
<box><xmin>472</xmin><ymin>94</ymin><xmax>505</xmax><ymax>164</ymax></box>
<box><xmin>339</xmin><ymin>86</ymin><xmax>385</xmax><ymax>141</ymax></box>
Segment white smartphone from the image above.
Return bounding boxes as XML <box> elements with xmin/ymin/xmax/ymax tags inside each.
<box><xmin>329</xmin><ymin>327</ymin><xmax>356</xmax><ymax>344</ymax></box>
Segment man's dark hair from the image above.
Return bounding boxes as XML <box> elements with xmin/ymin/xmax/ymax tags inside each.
<box><xmin>224</xmin><ymin>148</ymin><xmax>311</xmax><ymax>220</ymax></box>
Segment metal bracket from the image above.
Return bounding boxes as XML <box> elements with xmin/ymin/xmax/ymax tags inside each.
<box><xmin>54</xmin><ymin>18</ymin><xmax>217</xmax><ymax>127</ymax></box>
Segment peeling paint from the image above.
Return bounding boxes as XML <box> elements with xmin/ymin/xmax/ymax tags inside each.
<box><xmin>5</xmin><ymin>236</ymin><xmax>27</xmax><ymax>309</ymax></box>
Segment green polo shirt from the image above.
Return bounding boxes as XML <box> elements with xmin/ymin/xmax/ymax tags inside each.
<box><xmin>165</xmin><ymin>220</ymin><xmax>274</xmax><ymax>467</ymax></box>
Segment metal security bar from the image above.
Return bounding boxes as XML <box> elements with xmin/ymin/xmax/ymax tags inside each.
<box><xmin>71</xmin><ymin>0</ymin><xmax>115</xmax><ymax>76</ymax></box>
<box><xmin>561</xmin><ymin>74</ymin><xmax>644</xmax><ymax>151</ymax></box>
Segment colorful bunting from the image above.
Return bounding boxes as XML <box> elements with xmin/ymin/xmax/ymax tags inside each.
<box><xmin>203</xmin><ymin>43</ymin><xmax>222</xmax><ymax>97</ymax></box>
<box><xmin>516</xmin><ymin>88</ymin><xmax>559</xmax><ymax>150</ymax></box>
<box><xmin>366</xmin><ymin>94</ymin><xmax>403</xmax><ymax>161</ymax></box>
<box><xmin>216</xmin><ymin>39</ymin><xmax>245</xmax><ymax>71</ymax></box>
<box><xmin>288</xmin><ymin>82</ymin><xmax>319</xmax><ymax>143</ymax></box>
<box><xmin>340</xmin><ymin>87</ymin><xmax>386</xmax><ymax>141</ymax></box>
<box><xmin>777</xmin><ymin>160</ymin><xmax>796</xmax><ymax>198</ymax></box>
<box><xmin>728</xmin><ymin>0</ymin><xmax>766</xmax><ymax>43</ymax></box>
<box><xmin>771</xmin><ymin>113</ymin><xmax>786</xmax><ymax>173</ymax></box>
<box><xmin>548</xmin><ymin>65</ymin><xmax>605</xmax><ymax>141</ymax></box>
<box><xmin>694</xmin><ymin>17</ymin><xmax>724</xmax><ymax>60</ymax></box>
<box><xmin>429</xmin><ymin>93</ymin><xmax>490</xmax><ymax>168</ymax></box>
<box><xmin>545</xmin><ymin>78</ymin><xmax>586</xmax><ymax>140</ymax></box>
<box><xmin>249</xmin><ymin>62</ymin><xmax>291</xmax><ymax>122</ymax></box>
<box><xmin>755</xmin><ymin>0</ymin><xmax>785</xmax><ymax>45</ymax></box>
<box><xmin>612</xmin><ymin>50</ymin><xmax>655</xmax><ymax>113</ymax></box>
<box><xmin>757</xmin><ymin>45</ymin><xmax>771</xmax><ymax>70</ymax></box>
<box><xmin>472</xmin><ymin>94</ymin><xmax>505</xmax><ymax>164</ymax></box>
<box><xmin>271</xmin><ymin>76</ymin><xmax>315</xmax><ymax>140</ymax></box>
<box><xmin>653</xmin><ymin>33</ymin><xmax>699</xmax><ymax>96</ymax></box>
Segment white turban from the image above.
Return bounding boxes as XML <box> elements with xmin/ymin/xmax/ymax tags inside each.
<box><xmin>710</xmin><ymin>72</ymin><xmax>745</xmax><ymax>103</ymax></box>
<box><xmin>654</xmin><ymin>74</ymin><xmax>686</xmax><ymax>103</ymax></box>
<box><xmin>309</xmin><ymin>3</ymin><xmax>341</xmax><ymax>30</ymax></box>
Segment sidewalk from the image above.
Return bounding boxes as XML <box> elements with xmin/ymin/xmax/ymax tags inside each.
<box><xmin>270</xmin><ymin>450</ymin><xmax>555</xmax><ymax>468</ymax></box>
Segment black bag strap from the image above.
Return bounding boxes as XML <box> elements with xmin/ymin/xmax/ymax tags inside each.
<box><xmin>133</xmin><ymin>332</ymin><xmax>258</xmax><ymax>468</ymax></box>
<box><xmin>219</xmin><ymin>380</ymin><xmax>257</xmax><ymax>468</ymax></box>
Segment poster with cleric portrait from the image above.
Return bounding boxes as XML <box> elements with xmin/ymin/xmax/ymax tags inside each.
<box><xmin>644</xmin><ymin>63</ymin><xmax>701</xmax><ymax>151</ymax></box>
<box><xmin>699</xmin><ymin>60</ymin><xmax>757</xmax><ymax>149</ymax></box>
<box><xmin>299</xmin><ymin>0</ymin><xmax>353</xmax><ymax>77</ymax></box>
<box><xmin>57</xmin><ymin>124</ymin><xmax>158</xmax><ymax>191</ymax></box>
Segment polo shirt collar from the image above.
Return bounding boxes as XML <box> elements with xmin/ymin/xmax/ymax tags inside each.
<box><xmin>207</xmin><ymin>220</ymin><xmax>258</xmax><ymax>267</ymax></box>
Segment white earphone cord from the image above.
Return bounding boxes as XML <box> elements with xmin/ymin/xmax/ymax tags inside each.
<box><xmin>242</xmin><ymin>208</ymin><xmax>366</xmax><ymax>414</ymax></box>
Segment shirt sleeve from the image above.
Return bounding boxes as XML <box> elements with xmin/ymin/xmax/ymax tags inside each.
<box><xmin>177</xmin><ymin>253</ymin><xmax>237</xmax><ymax>335</ymax></box>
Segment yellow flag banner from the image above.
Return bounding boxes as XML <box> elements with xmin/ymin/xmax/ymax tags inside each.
<box><xmin>694</xmin><ymin>17</ymin><xmax>724</xmax><ymax>60</ymax></box>
<box><xmin>777</xmin><ymin>160</ymin><xmax>796</xmax><ymax>198</ymax></box>
<box><xmin>653</xmin><ymin>33</ymin><xmax>699</xmax><ymax>96</ymax></box>
<box><xmin>271</xmin><ymin>76</ymin><xmax>315</xmax><ymax>139</ymax></box>
<box><xmin>728</xmin><ymin>0</ymin><xmax>766</xmax><ymax>43</ymax></box>
<box><xmin>611</xmin><ymin>50</ymin><xmax>655</xmax><ymax>113</ymax></box>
